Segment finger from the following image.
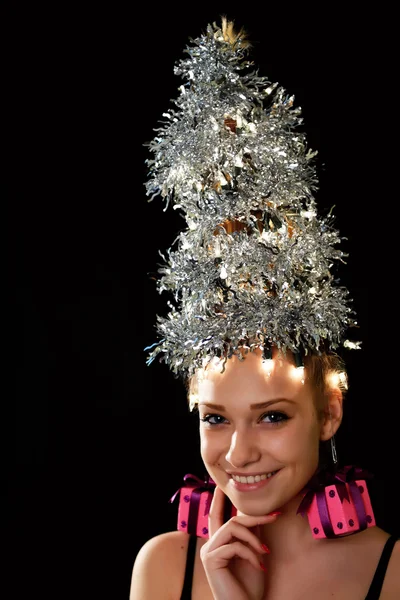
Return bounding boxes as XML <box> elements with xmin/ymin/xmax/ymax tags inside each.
<box><xmin>250</xmin><ymin>522</ymin><xmax>261</xmax><ymax>540</ymax></box>
<box><xmin>207</xmin><ymin>485</ymin><xmax>226</xmax><ymax>538</ymax></box>
<box><xmin>202</xmin><ymin>540</ymin><xmax>264</xmax><ymax>574</ymax></box>
<box><xmin>206</xmin><ymin>516</ymin><xmax>276</xmax><ymax>554</ymax></box>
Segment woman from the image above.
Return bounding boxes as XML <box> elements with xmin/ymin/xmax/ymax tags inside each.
<box><xmin>130</xmin><ymin>348</ymin><xmax>399</xmax><ymax>599</ymax></box>
<box><xmin>130</xmin><ymin>18</ymin><xmax>399</xmax><ymax>598</ymax></box>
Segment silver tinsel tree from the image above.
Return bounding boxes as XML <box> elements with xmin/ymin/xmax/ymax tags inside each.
<box><xmin>144</xmin><ymin>18</ymin><xmax>358</xmax><ymax>379</ymax></box>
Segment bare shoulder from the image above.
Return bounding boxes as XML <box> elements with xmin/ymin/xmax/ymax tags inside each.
<box><xmin>129</xmin><ymin>531</ymin><xmax>192</xmax><ymax>600</ymax></box>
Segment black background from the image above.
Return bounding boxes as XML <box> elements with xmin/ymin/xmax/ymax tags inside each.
<box><xmin>9</xmin><ymin>4</ymin><xmax>399</xmax><ymax>599</ymax></box>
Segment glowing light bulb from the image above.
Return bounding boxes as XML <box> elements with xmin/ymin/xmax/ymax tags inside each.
<box><xmin>344</xmin><ymin>340</ymin><xmax>361</xmax><ymax>350</ymax></box>
<box><xmin>262</xmin><ymin>359</ymin><xmax>274</xmax><ymax>377</ymax></box>
<box><xmin>326</xmin><ymin>371</ymin><xmax>348</xmax><ymax>390</ymax></box>
<box><xmin>327</xmin><ymin>372</ymin><xmax>339</xmax><ymax>388</ymax></box>
<box><xmin>291</xmin><ymin>365</ymin><xmax>305</xmax><ymax>384</ymax></box>
<box><xmin>339</xmin><ymin>372</ymin><xmax>348</xmax><ymax>390</ymax></box>
<box><xmin>300</xmin><ymin>209</ymin><xmax>317</xmax><ymax>220</ymax></box>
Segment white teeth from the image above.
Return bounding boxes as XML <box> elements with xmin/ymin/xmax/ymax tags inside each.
<box><xmin>232</xmin><ymin>471</ymin><xmax>277</xmax><ymax>484</ymax></box>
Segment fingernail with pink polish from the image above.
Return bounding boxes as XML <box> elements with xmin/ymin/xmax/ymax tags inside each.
<box><xmin>268</xmin><ymin>511</ymin><xmax>282</xmax><ymax>516</ymax></box>
<box><xmin>259</xmin><ymin>561</ymin><xmax>267</xmax><ymax>572</ymax></box>
<box><xmin>261</xmin><ymin>543</ymin><xmax>270</xmax><ymax>554</ymax></box>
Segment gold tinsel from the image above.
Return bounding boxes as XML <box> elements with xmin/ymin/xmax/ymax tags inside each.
<box><xmin>218</xmin><ymin>16</ymin><xmax>251</xmax><ymax>50</ymax></box>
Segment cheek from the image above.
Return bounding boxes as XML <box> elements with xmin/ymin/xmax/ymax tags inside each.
<box><xmin>200</xmin><ymin>432</ymin><xmax>222</xmax><ymax>464</ymax></box>
<box><xmin>268</xmin><ymin>422</ymin><xmax>318</xmax><ymax>460</ymax></box>
<box><xmin>292</xmin><ymin>423</ymin><xmax>321</xmax><ymax>462</ymax></box>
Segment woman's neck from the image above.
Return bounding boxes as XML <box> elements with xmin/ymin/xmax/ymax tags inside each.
<box><xmin>258</xmin><ymin>491</ymin><xmax>329</xmax><ymax>563</ymax></box>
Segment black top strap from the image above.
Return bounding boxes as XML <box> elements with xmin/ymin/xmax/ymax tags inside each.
<box><xmin>180</xmin><ymin>534</ymin><xmax>197</xmax><ymax>600</ymax></box>
<box><xmin>365</xmin><ymin>535</ymin><xmax>398</xmax><ymax>599</ymax></box>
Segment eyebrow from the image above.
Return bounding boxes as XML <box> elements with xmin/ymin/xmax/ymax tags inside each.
<box><xmin>198</xmin><ymin>399</ymin><xmax>297</xmax><ymax>410</ymax></box>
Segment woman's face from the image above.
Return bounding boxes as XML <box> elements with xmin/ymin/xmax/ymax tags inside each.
<box><xmin>198</xmin><ymin>349</ymin><xmax>324</xmax><ymax>515</ymax></box>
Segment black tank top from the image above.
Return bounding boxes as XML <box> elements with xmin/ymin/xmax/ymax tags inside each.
<box><xmin>180</xmin><ymin>534</ymin><xmax>398</xmax><ymax>600</ymax></box>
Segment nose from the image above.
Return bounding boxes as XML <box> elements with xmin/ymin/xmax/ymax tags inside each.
<box><xmin>225</xmin><ymin>428</ymin><xmax>261</xmax><ymax>468</ymax></box>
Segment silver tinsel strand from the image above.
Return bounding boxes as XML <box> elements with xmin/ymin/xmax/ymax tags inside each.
<box><xmin>144</xmin><ymin>21</ymin><xmax>359</xmax><ymax>379</ymax></box>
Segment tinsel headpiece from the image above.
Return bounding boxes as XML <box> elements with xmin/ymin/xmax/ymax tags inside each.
<box><xmin>144</xmin><ymin>18</ymin><xmax>360</xmax><ymax>380</ymax></box>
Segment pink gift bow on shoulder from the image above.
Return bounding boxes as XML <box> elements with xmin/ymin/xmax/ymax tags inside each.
<box><xmin>169</xmin><ymin>473</ymin><xmax>216</xmax><ymax>535</ymax></box>
<box><xmin>296</xmin><ymin>465</ymin><xmax>375</xmax><ymax>538</ymax></box>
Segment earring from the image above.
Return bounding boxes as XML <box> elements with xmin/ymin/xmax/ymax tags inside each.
<box><xmin>330</xmin><ymin>434</ymin><xmax>338</xmax><ymax>465</ymax></box>
<box><xmin>328</xmin><ymin>405</ymin><xmax>338</xmax><ymax>465</ymax></box>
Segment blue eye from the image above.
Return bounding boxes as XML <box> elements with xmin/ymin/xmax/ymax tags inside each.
<box><xmin>200</xmin><ymin>411</ymin><xmax>289</xmax><ymax>426</ymax></box>
<box><xmin>261</xmin><ymin>411</ymin><xmax>288</xmax><ymax>425</ymax></box>
<box><xmin>200</xmin><ymin>414</ymin><xmax>227</xmax><ymax>426</ymax></box>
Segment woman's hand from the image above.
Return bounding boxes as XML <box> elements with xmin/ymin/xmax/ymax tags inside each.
<box><xmin>200</xmin><ymin>485</ymin><xmax>279</xmax><ymax>600</ymax></box>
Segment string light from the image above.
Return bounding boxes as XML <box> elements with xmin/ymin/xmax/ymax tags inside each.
<box><xmin>290</xmin><ymin>364</ymin><xmax>305</xmax><ymax>384</ymax></box>
<box><xmin>326</xmin><ymin>371</ymin><xmax>348</xmax><ymax>391</ymax></box>
<box><xmin>261</xmin><ymin>346</ymin><xmax>274</xmax><ymax>376</ymax></box>
<box><xmin>290</xmin><ymin>352</ymin><xmax>305</xmax><ymax>384</ymax></box>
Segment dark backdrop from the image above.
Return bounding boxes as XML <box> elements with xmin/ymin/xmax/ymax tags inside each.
<box><xmin>10</xmin><ymin>4</ymin><xmax>398</xmax><ymax>599</ymax></box>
